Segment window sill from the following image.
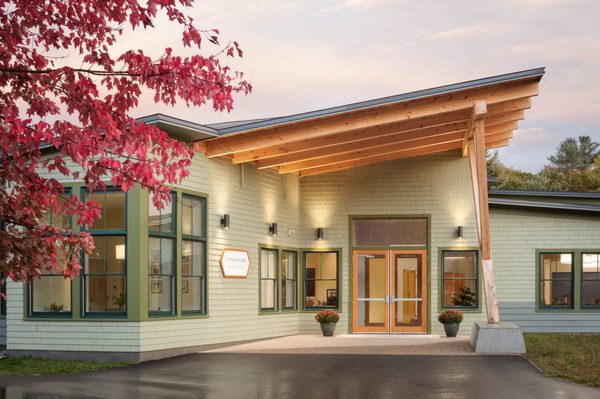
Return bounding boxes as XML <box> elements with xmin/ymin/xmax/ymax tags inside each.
<box><xmin>440</xmin><ymin>307</ymin><xmax>481</xmax><ymax>314</ymax></box>
<box><xmin>149</xmin><ymin>312</ymin><xmax>176</xmax><ymax>318</ymax></box>
<box><xmin>302</xmin><ymin>307</ymin><xmax>340</xmax><ymax>312</ymax></box>
<box><xmin>28</xmin><ymin>313</ymin><xmax>73</xmax><ymax>319</ymax></box>
<box><xmin>82</xmin><ymin>313</ymin><xmax>128</xmax><ymax>319</ymax></box>
<box><xmin>181</xmin><ymin>312</ymin><xmax>208</xmax><ymax>319</ymax></box>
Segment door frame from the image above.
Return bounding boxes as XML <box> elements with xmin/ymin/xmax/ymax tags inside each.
<box><xmin>351</xmin><ymin>249</ymin><xmax>428</xmax><ymax>333</ymax></box>
<box><xmin>352</xmin><ymin>250</ymin><xmax>390</xmax><ymax>333</ymax></box>
<box><xmin>348</xmin><ymin>215</ymin><xmax>431</xmax><ymax>334</ymax></box>
<box><xmin>390</xmin><ymin>250</ymin><xmax>428</xmax><ymax>333</ymax></box>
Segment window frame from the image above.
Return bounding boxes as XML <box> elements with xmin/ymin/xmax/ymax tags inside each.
<box><xmin>148</xmin><ymin>192</ymin><xmax>177</xmax><ymax>317</ymax></box>
<box><xmin>1</xmin><ymin>273</ymin><xmax>6</xmax><ymax>318</ymax></box>
<box><xmin>302</xmin><ymin>249</ymin><xmax>341</xmax><ymax>311</ymax></box>
<box><xmin>258</xmin><ymin>245</ymin><xmax>300</xmax><ymax>314</ymax></box>
<box><xmin>581</xmin><ymin>252</ymin><xmax>600</xmax><ymax>310</ymax></box>
<box><xmin>259</xmin><ymin>247</ymin><xmax>279</xmax><ymax>312</ymax></box>
<box><xmin>537</xmin><ymin>251</ymin><xmax>575</xmax><ymax>311</ymax></box>
<box><xmin>281</xmin><ymin>250</ymin><xmax>298</xmax><ymax>311</ymax></box>
<box><xmin>439</xmin><ymin>248</ymin><xmax>481</xmax><ymax>312</ymax></box>
<box><xmin>29</xmin><ymin>190</ymin><xmax>73</xmax><ymax>318</ymax></box>
<box><xmin>180</xmin><ymin>193</ymin><xmax>207</xmax><ymax>315</ymax></box>
<box><xmin>80</xmin><ymin>187</ymin><xmax>128</xmax><ymax>318</ymax></box>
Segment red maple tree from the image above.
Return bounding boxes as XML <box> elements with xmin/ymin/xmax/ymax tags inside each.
<box><xmin>0</xmin><ymin>0</ymin><xmax>251</xmax><ymax>288</ymax></box>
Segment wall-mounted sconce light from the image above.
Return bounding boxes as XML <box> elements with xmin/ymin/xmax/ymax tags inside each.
<box><xmin>220</xmin><ymin>214</ymin><xmax>230</xmax><ymax>229</ymax></box>
<box><xmin>456</xmin><ymin>226</ymin><xmax>464</xmax><ymax>239</ymax></box>
<box><xmin>269</xmin><ymin>222</ymin><xmax>278</xmax><ymax>236</ymax></box>
<box><xmin>317</xmin><ymin>227</ymin><xmax>324</xmax><ymax>240</ymax></box>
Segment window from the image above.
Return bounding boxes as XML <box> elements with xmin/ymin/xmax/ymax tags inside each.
<box><xmin>181</xmin><ymin>194</ymin><xmax>206</xmax><ymax>313</ymax></box>
<box><xmin>1</xmin><ymin>274</ymin><xmax>6</xmax><ymax>317</ymax></box>
<box><xmin>441</xmin><ymin>250</ymin><xmax>478</xmax><ymax>309</ymax></box>
<box><xmin>82</xmin><ymin>189</ymin><xmax>127</xmax><ymax>315</ymax></box>
<box><xmin>30</xmin><ymin>193</ymin><xmax>72</xmax><ymax>316</ymax></box>
<box><xmin>260</xmin><ymin>248</ymin><xmax>278</xmax><ymax>311</ymax></box>
<box><xmin>353</xmin><ymin>218</ymin><xmax>427</xmax><ymax>247</ymax></box>
<box><xmin>582</xmin><ymin>253</ymin><xmax>600</xmax><ymax>308</ymax></box>
<box><xmin>148</xmin><ymin>195</ymin><xmax>176</xmax><ymax>315</ymax></box>
<box><xmin>540</xmin><ymin>253</ymin><xmax>573</xmax><ymax>308</ymax></box>
<box><xmin>281</xmin><ymin>251</ymin><xmax>297</xmax><ymax>310</ymax></box>
<box><xmin>304</xmin><ymin>251</ymin><xmax>339</xmax><ymax>309</ymax></box>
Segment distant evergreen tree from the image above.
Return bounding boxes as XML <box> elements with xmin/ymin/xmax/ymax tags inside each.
<box><xmin>548</xmin><ymin>136</ymin><xmax>599</xmax><ymax>172</ymax></box>
<box><xmin>487</xmin><ymin>135</ymin><xmax>600</xmax><ymax>192</ymax></box>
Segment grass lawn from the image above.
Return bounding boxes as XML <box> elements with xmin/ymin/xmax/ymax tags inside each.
<box><xmin>0</xmin><ymin>357</ymin><xmax>130</xmax><ymax>376</ymax></box>
<box><xmin>524</xmin><ymin>333</ymin><xmax>600</xmax><ymax>387</ymax></box>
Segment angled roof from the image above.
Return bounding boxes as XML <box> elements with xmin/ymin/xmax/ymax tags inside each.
<box><xmin>196</xmin><ymin>68</ymin><xmax>544</xmax><ymax>176</ymax></box>
<box><xmin>212</xmin><ymin>67</ymin><xmax>545</xmax><ymax>136</ymax></box>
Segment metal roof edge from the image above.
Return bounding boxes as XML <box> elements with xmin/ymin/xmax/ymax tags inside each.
<box><xmin>489</xmin><ymin>189</ymin><xmax>600</xmax><ymax>199</ymax></box>
<box><xmin>489</xmin><ymin>198</ymin><xmax>600</xmax><ymax>213</ymax></box>
<box><xmin>137</xmin><ymin>113</ymin><xmax>220</xmax><ymax>136</ymax></box>
<box><xmin>218</xmin><ymin>67</ymin><xmax>546</xmax><ymax>135</ymax></box>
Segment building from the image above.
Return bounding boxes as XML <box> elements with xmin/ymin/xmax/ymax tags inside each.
<box><xmin>1</xmin><ymin>67</ymin><xmax>600</xmax><ymax>361</ymax></box>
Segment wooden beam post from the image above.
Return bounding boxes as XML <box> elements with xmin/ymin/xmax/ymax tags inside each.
<box><xmin>467</xmin><ymin>101</ymin><xmax>500</xmax><ymax>324</ymax></box>
<box><xmin>462</xmin><ymin>101</ymin><xmax>487</xmax><ymax>156</ymax></box>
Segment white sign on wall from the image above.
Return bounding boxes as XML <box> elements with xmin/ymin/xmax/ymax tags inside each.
<box><xmin>219</xmin><ymin>249</ymin><xmax>251</xmax><ymax>278</ymax></box>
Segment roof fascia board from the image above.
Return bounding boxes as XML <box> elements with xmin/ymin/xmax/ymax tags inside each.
<box><xmin>218</xmin><ymin>67</ymin><xmax>545</xmax><ymax>135</ymax></box>
<box><xmin>489</xmin><ymin>198</ymin><xmax>600</xmax><ymax>213</ymax></box>
<box><xmin>489</xmin><ymin>189</ymin><xmax>600</xmax><ymax>199</ymax></box>
<box><xmin>137</xmin><ymin>114</ymin><xmax>219</xmax><ymax>137</ymax></box>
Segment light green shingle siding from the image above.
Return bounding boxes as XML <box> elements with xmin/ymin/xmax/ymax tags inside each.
<box><xmin>491</xmin><ymin>208</ymin><xmax>600</xmax><ymax>332</ymax></box>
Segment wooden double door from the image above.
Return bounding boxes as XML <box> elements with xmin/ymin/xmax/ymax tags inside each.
<box><xmin>352</xmin><ymin>250</ymin><xmax>427</xmax><ymax>333</ymax></box>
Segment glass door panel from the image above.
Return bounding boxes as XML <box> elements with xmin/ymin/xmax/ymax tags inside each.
<box><xmin>391</xmin><ymin>251</ymin><xmax>427</xmax><ymax>333</ymax></box>
<box><xmin>353</xmin><ymin>251</ymin><xmax>389</xmax><ymax>333</ymax></box>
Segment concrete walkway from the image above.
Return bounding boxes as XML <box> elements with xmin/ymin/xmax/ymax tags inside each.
<box><xmin>206</xmin><ymin>334</ymin><xmax>477</xmax><ymax>355</ymax></box>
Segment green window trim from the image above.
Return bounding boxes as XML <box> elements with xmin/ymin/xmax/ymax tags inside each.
<box><xmin>81</xmin><ymin>187</ymin><xmax>128</xmax><ymax>318</ymax></box>
<box><xmin>536</xmin><ymin>249</ymin><xmax>600</xmax><ymax>313</ymax></box>
<box><xmin>302</xmin><ymin>249</ymin><xmax>341</xmax><ymax>312</ymax></box>
<box><xmin>148</xmin><ymin>193</ymin><xmax>177</xmax><ymax>317</ymax></box>
<box><xmin>180</xmin><ymin>193</ymin><xmax>207</xmax><ymax>315</ymax></box>
<box><xmin>582</xmin><ymin>252</ymin><xmax>600</xmax><ymax>309</ymax></box>
<box><xmin>29</xmin><ymin>189</ymin><xmax>74</xmax><ymax>318</ymax></box>
<box><xmin>259</xmin><ymin>247</ymin><xmax>279</xmax><ymax>312</ymax></box>
<box><xmin>439</xmin><ymin>248</ymin><xmax>481</xmax><ymax>313</ymax></box>
<box><xmin>1</xmin><ymin>273</ymin><xmax>6</xmax><ymax>317</ymax></box>
<box><xmin>281</xmin><ymin>250</ymin><xmax>298</xmax><ymax>311</ymax></box>
<box><xmin>258</xmin><ymin>245</ymin><xmax>300</xmax><ymax>314</ymax></box>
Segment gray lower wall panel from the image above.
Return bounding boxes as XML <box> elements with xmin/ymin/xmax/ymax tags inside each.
<box><xmin>500</xmin><ymin>302</ymin><xmax>600</xmax><ymax>333</ymax></box>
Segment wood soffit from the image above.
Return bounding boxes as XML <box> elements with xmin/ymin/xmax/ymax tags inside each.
<box><xmin>198</xmin><ymin>74</ymin><xmax>542</xmax><ymax>176</ymax></box>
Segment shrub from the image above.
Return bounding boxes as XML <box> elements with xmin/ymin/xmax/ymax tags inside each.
<box><xmin>438</xmin><ymin>310</ymin><xmax>464</xmax><ymax>324</ymax></box>
<box><xmin>315</xmin><ymin>309</ymin><xmax>339</xmax><ymax>324</ymax></box>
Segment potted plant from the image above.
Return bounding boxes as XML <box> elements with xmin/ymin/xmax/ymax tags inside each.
<box><xmin>315</xmin><ymin>309</ymin><xmax>339</xmax><ymax>336</ymax></box>
<box><xmin>438</xmin><ymin>310</ymin><xmax>463</xmax><ymax>337</ymax></box>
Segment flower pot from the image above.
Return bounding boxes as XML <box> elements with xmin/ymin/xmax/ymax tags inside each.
<box><xmin>443</xmin><ymin>323</ymin><xmax>460</xmax><ymax>337</ymax></box>
<box><xmin>320</xmin><ymin>322</ymin><xmax>336</xmax><ymax>336</ymax></box>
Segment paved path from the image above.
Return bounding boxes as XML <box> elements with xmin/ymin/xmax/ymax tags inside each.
<box><xmin>1</xmin><ymin>353</ymin><xmax>598</xmax><ymax>399</ymax></box>
<box><xmin>206</xmin><ymin>334</ymin><xmax>476</xmax><ymax>355</ymax></box>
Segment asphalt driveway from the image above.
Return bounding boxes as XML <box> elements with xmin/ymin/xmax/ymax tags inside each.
<box><xmin>0</xmin><ymin>353</ymin><xmax>598</xmax><ymax>399</ymax></box>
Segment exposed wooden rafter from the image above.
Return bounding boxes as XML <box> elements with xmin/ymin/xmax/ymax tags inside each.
<box><xmin>202</xmin><ymin>81</ymin><xmax>538</xmax><ymax>157</ymax></box>
<box><xmin>462</xmin><ymin>101</ymin><xmax>488</xmax><ymax>156</ymax></box>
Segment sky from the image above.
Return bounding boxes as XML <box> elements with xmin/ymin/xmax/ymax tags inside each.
<box><xmin>126</xmin><ymin>0</ymin><xmax>600</xmax><ymax>172</ymax></box>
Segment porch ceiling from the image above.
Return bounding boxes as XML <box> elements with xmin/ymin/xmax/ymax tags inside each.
<box><xmin>198</xmin><ymin>68</ymin><xmax>544</xmax><ymax>177</ymax></box>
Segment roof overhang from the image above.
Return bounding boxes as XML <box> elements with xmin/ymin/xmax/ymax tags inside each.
<box><xmin>198</xmin><ymin>68</ymin><xmax>545</xmax><ymax>176</ymax></box>
<box><xmin>138</xmin><ymin>113</ymin><xmax>219</xmax><ymax>141</ymax></box>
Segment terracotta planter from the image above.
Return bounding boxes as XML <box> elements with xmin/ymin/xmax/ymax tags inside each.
<box><xmin>320</xmin><ymin>322</ymin><xmax>336</xmax><ymax>336</ymax></box>
<box><xmin>443</xmin><ymin>323</ymin><xmax>460</xmax><ymax>337</ymax></box>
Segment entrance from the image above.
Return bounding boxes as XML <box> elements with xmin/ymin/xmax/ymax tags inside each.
<box><xmin>352</xmin><ymin>250</ymin><xmax>427</xmax><ymax>333</ymax></box>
